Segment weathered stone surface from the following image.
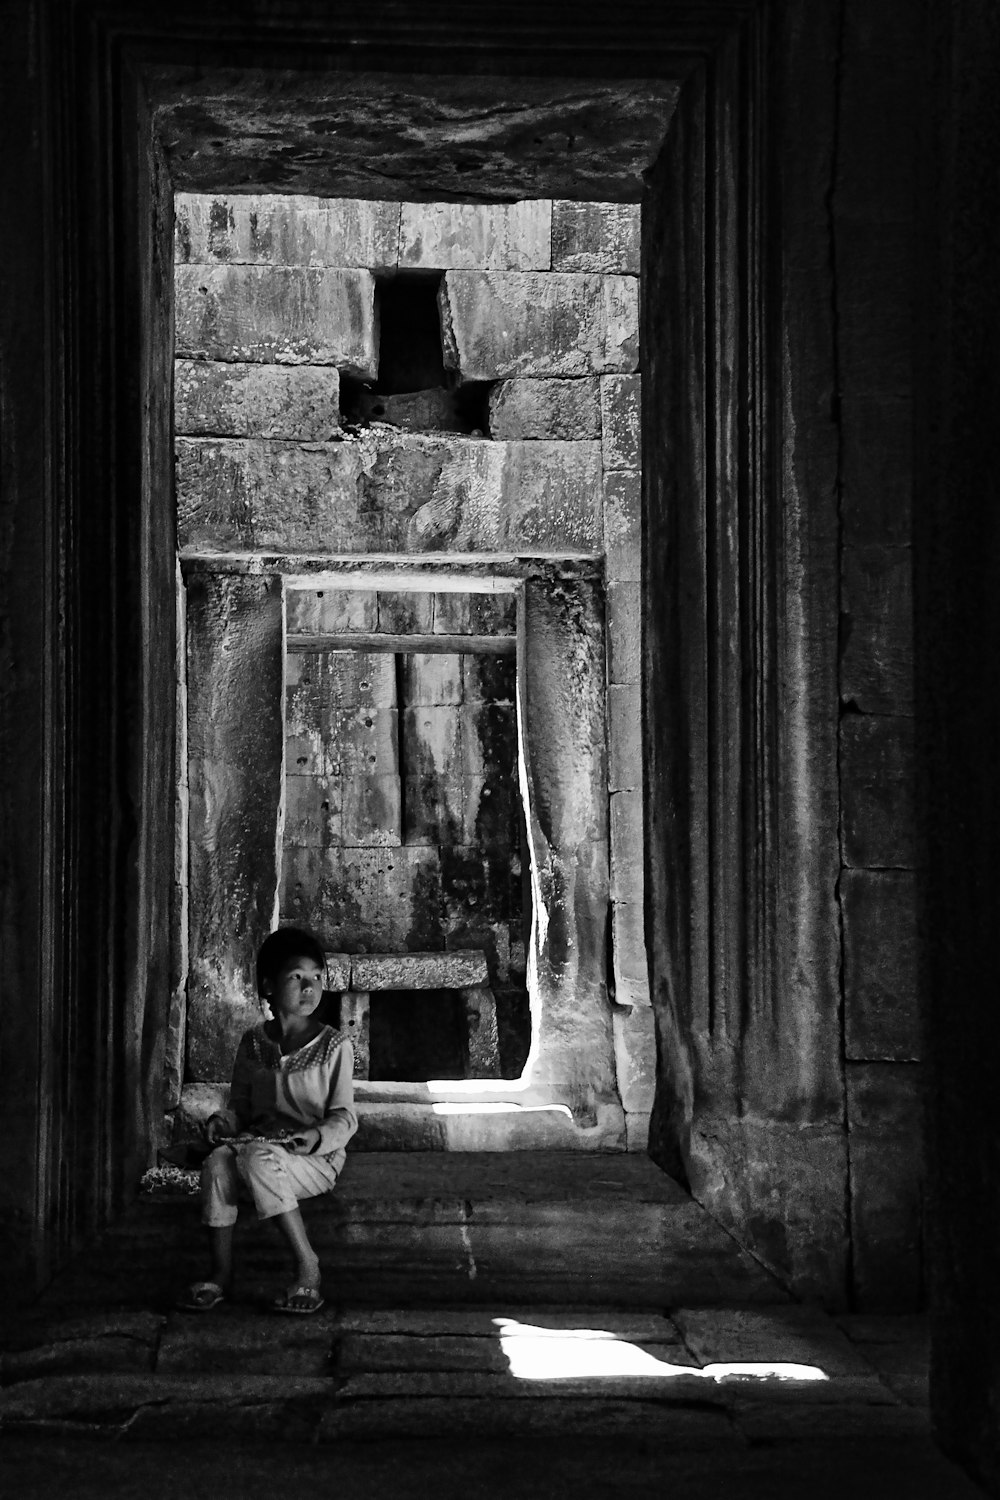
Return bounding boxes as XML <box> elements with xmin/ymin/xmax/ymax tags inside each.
<box><xmin>847</xmin><ymin>1063</ymin><xmax>923</xmax><ymax>1311</ymax></box>
<box><xmin>336</xmin><ymin>1366</ymin><xmax>709</xmax><ymax>1398</ymax></box>
<box><xmin>175</xmin><ymin>265</ymin><xmax>377</xmax><ymax>375</ymax></box>
<box><xmin>611</xmin><ymin>902</ymin><xmax>650</xmax><ymax>1009</ymax></box>
<box><xmin>185</xmin><ymin>572</ymin><xmax>284</xmax><ymax>1080</ymax></box>
<box><xmin>334</xmin><ymin>1308</ymin><xmax>686</xmax><ymax>1341</ymax></box>
<box><xmin>157</xmin><ymin>1307</ymin><xmax>335</xmax><ymax>1375</ymax></box>
<box><xmin>836</xmin><ymin>1314</ymin><xmax>929</xmax><ymax>1406</ymax></box>
<box><xmin>684</xmin><ymin>1122</ymin><xmax>849</xmax><ymax>1304</ymax></box>
<box><xmin>838</xmin><ymin>219</ymin><xmax>913</xmax><ymax>398</ymax></box>
<box><xmin>440</xmin><ymin>272</ymin><xmax>639</xmax><ymax>380</ymax></box>
<box><xmin>336</xmin><ymin>1332</ymin><xmax>508</xmax><ymax>1374</ymax></box>
<box><xmin>357</xmin><ymin>387</ymin><xmax>467</xmax><ymax>434</ymax></box>
<box><xmin>841</xmin><ymin>870</ymin><xmax>919</xmax><ymax>1060</ymax></box>
<box><xmin>351</xmin><ymin>951</ymin><xmax>488</xmax><ymax>990</ymax></box>
<box><xmin>603</xmin><ymin>470</ymin><xmax>641</xmax><ymax>582</ymax></box>
<box><xmin>2</xmin><ymin>1320</ymin><xmax>159</xmax><ymax>1382</ymax></box>
<box><xmin>156</xmin><ymin>76</ymin><xmax>679</xmax><ymax>203</ymax></box>
<box><xmin>282</xmin><ymin>845</ymin><xmax>442</xmax><ymax>954</ymax></box>
<box><xmin>600</xmin><ymin>374</ymin><xmax>640</xmax><ymax>470</ymax></box>
<box><xmin>612</xmin><ymin>1005</ymin><xmax>656</xmax><ymax>1115</ymax></box>
<box><xmin>322</xmin><ymin>954</ymin><xmax>353</xmax><ymax>991</ymax></box>
<box><xmin>610</xmin><ymin>790</ymin><xmax>643</xmax><ymax>905</ymax></box>
<box><xmin>353</xmin><ymin>1101</ymin><xmax>626</xmax><ymax>1153</ymax></box>
<box><xmin>841</xmin><ymin>393</ymin><xmax>913</xmax><ymax>545</ymax></box>
<box><xmin>841</xmin><ymin>546</ymin><xmax>914</xmax><ymax>714</ymax></box>
<box><xmin>339</xmin><ymin>992</ymin><xmax>370</xmax><ymax>1079</ymax></box>
<box><xmin>319</xmin><ymin>1396</ymin><xmax>736</xmax><ymax>1442</ymax></box>
<box><xmin>519</xmin><ymin>576</ymin><xmax>616</xmax><ymax>1103</ymax></box>
<box><xmin>174</xmin><ymin>192</ymin><xmax>400</xmax><ymax>268</ymax></box>
<box><xmin>173</xmin><ymin>1081</ymin><xmax>228</xmax><ymax>1138</ymax></box>
<box><xmin>625</xmin><ymin>1111</ymin><xmax>651</xmax><ymax>1152</ymax></box>
<box><xmin>399</xmin><ymin>201</ymin><xmax>551</xmax><ymax>271</ymax></box>
<box><xmin>287</xmin><ymin>586</ymin><xmax>379</xmax><ymax>635</ymax></box>
<box><xmin>174</xmin><ymin>359</ymin><xmax>340</xmax><ymax>440</ymax></box>
<box><xmin>840</xmin><ymin>715</ymin><xmax>917</xmax><ymax>868</ymax></box>
<box><xmin>730</xmin><ymin>1399</ymin><xmax>927</xmax><ymax>1444</ymax></box>
<box><xmin>673</xmin><ymin>1307</ymin><xmax>875</xmax><ymax>1379</ymax></box>
<box><xmin>0</xmin><ymin>1373</ymin><xmax>331</xmax><ymax>1441</ymax></box>
<box><xmin>607</xmin><ymin>581</ymin><xmax>641</xmax><ymax>683</ymax></box>
<box><xmin>176</xmin><ymin>434</ymin><xmax>603</xmax><ymax>555</ymax></box>
<box><xmin>378</xmin><ymin>590</ymin><xmax>437</xmax><ymax>634</ymax></box>
<box><xmin>607</xmin><ymin>685</ymin><xmax>641</xmax><ymax>793</ymax></box>
<box><xmin>488</xmin><ymin>378</ymin><xmax>601</xmax><ymax>440</ymax></box>
<box><xmin>462</xmin><ymin>984</ymin><xmax>501</xmax><ymax>1078</ymax></box>
<box><xmin>551</xmin><ymin>201</ymin><xmax>641</xmax><ymax>273</ymax></box>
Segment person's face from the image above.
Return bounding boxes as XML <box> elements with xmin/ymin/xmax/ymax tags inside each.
<box><xmin>264</xmin><ymin>955</ymin><xmax>324</xmax><ymax>1021</ymax></box>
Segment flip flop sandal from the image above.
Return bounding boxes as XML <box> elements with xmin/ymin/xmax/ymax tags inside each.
<box><xmin>272</xmin><ymin>1285</ymin><xmax>325</xmax><ymax>1316</ymax></box>
<box><xmin>176</xmin><ymin>1280</ymin><xmax>227</xmax><ymax>1312</ymax></box>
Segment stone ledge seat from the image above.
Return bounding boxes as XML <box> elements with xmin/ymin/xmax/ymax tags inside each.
<box><xmin>26</xmin><ymin>1154</ymin><xmax>792</xmax><ymax>1313</ymax></box>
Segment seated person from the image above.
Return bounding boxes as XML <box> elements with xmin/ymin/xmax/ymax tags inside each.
<box><xmin>178</xmin><ymin>926</ymin><xmax>356</xmax><ymax>1315</ymax></box>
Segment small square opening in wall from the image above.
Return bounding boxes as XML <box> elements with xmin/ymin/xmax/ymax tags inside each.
<box><xmin>339</xmin><ymin>270</ymin><xmax>492</xmax><ymax>434</ymax></box>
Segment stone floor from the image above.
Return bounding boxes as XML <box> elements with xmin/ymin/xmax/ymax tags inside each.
<box><xmin>0</xmin><ymin>1154</ymin><xmax>985</xmax><ymax>1496</ymax></box>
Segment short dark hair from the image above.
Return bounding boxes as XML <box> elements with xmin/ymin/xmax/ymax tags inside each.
<box><xmin>255</xmin><ymin>927</ymin><xmax>327</xmax><ymax>995</ymax></box>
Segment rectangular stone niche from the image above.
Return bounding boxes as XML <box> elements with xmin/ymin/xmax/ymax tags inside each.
<box><xmin>323</xmin><ymin>949</ymin><xmax>504</xmax><ymax>1083</ymax></box>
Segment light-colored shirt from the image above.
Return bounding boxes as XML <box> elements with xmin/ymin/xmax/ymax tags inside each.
<box><xmin>221</xmin><ymin>1023</ymin><xmax>358</xmax><ymax>1173</ymax></box>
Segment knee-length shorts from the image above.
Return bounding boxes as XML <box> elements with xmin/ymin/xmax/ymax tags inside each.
<box><xmin>200</xmin><ymin>1141</ymin><xmax>340</xmax><ymax>1227</ymax></box>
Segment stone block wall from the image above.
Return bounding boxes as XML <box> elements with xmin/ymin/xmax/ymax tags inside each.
<box><xmin>174</xmin><ymin>193</ymin><xmax>650</xmax><ymax>1143</ymax></box>
<box><xmin>835</xmin><ymin>2</ymin><xmax>921</xmax><ymax>1309</ymax></box>
<box><xmin>281</xmin><ymin>587</ymin><xmax>525</xmax><ymax>986</ymax></box>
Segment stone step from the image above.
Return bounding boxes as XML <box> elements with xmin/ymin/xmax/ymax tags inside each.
<box><xmin>33</xmin><ymin>1154</ymin><xmax>788</xmax><ymax>1311</ymax></box>
<box><xmin>0</xmin><ymin>1304</ymin><xmax>925</xmax><ymax>1445</ymax></box>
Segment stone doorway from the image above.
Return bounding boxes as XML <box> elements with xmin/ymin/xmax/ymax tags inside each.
<box><xmin>169</xmin><ymin>192</ymin><xmax>653</xmax><ymax>1153</ymax></box>
<box><xmin>281</xmin><ymin>581</ymin><xmax>531</xmax><ymax>1084</ymax></box>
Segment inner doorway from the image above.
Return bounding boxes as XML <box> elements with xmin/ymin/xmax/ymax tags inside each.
<box><xmin>281</xmin><ymin>583</ymin><xmax>531</xmax><ymax>1082</ymax></box>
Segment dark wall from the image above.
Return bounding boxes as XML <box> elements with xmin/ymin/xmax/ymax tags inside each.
<box><xmin>0</xmin><ymin>6</ymin><xmax>176</xmax><ymax>1295</ymax></box>
<box><xmin>920</xmin><ymin>0</ymin><xmax>1000</xmax><ymax>1489</ymax></box>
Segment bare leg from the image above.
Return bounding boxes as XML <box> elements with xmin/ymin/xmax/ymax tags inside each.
<box><xmin>272</xmin><ymin>1206</ymin><xmax>321</xmax><ymax>1302</ymax></box>
<box><xmin>208</xmin><ymin>1224</ymin><xmax>235</xmax><ymax>1291</ymax></box>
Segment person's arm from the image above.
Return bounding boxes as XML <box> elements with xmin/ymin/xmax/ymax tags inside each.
<box><xmin>288</xmin><ymin>1040</ymin><xmax>358</xmax><ymax>1155</ymax></box>
<box><xmin>315</xmin><ymin>1038</ymin><xmax>358</xmax><ymax>1153</ymax></box>
<box><xmin>206</xmin><ymin>1032</ymin><xmax>254</xmax><ymax>1140</ymax></box>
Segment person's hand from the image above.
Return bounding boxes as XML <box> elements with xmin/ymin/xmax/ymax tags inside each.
<box><xmin>205</xmin><ymin>1113</ymin><xmax>235</xmax><ymax>1145</ymax></box>
<box><xmin>285</xmin><ymin>1127</ymin><xmax>322</xmax><ymax>1155</ymax></box>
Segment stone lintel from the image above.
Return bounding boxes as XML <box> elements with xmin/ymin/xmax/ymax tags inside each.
<box><xmin>175</xmin><ymin>434</ymin><xmax>602</xmax><ymax>556</ymax></box>
<box><xmin>349</xmin><ymin>950</ymin><xmax>488</xmax><ymax>990</ymax></box>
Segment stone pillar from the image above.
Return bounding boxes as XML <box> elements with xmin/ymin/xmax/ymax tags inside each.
<box><xmin>519</xmin><ymin>571</ymin><xmax>617</xmax><ymax>1116</ymax></box>
<box><xmin>185</xmin><ymin>570</ymin><xmax>284</xmax><ymax>1080</ymax></box>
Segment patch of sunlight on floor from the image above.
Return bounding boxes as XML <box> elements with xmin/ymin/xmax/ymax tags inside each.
<box><xmin>493</xmin><ymin>1319</ymin><xmax>829</xmax><ymax>1384</ymax></box>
